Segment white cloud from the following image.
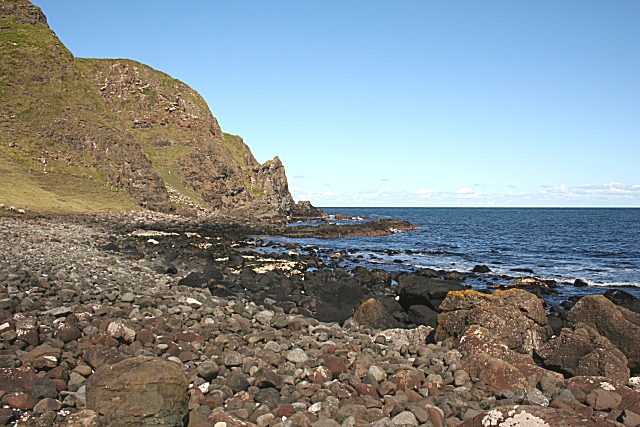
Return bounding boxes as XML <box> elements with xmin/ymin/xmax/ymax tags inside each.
<box><xmin>290</xmin><ymin>182</ymin><xmax>640</xmax><ymax>207</ymax></box>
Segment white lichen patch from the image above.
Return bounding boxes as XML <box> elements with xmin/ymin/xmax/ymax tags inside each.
<box><xmin>498</xmin><ymin>411</ymin><xmax>550</xmax><ymax>427</ymax></box>
<box><xmin>131</xmin><ymin>230</ymin><xmax>179</xmax><ymax>237</ymax></box>
<box><xmin>482</xmin><ymin>409</ymin><xmax>504</xmax><ymax>426</ymax></box>
<box><xmin>191</xmin><ymin>242</ymin><xmax>212</xmax><ymax>249</ymax></box>
<box><xmin>600</xmin><ymin>381</ymin><xmax>616</xmax><ymax>391</ymax></box>
<box><xmin>629</xmin><ymin>377</ymin><xmax>640</xmax><ymax>391</ymax></box>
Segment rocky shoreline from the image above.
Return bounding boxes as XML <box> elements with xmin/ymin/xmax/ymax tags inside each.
<box><xmin>1</xmin><ymin>213</ymin><xmax>640</xmax><ymax>427</ymax></box>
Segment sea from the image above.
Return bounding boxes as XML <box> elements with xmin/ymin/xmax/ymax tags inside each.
<box><xmin>271</xmin><ymin>208</ymin><xmax>640</xmax><ymax>306</ymax></box>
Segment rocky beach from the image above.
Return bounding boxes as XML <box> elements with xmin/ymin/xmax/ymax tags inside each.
<box><xmin>1</xmin><ymin>213</ymin><xmax>640</xmax><ymax>427</ymax></box>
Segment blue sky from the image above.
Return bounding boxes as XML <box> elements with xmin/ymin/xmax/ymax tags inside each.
<box><xmin>33</xmin><ymin>0</ymin><xmax>640</xmax><ymax>207</ymax></box>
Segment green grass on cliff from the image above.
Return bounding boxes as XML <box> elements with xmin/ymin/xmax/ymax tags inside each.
<box><xmin>0</xmin><ymin>154</ymin><xmax>140</xmax><ymax>215</ymax></box>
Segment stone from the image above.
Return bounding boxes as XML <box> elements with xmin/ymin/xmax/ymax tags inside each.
<box><xmin>462</xmin><ymin>353</ymin><xmax>531</xmax><ymax>392</ymax></box>
<box><xmin>388</xmin><ymin>370</ymin><xmax>421</xmax><ymax>391</ymax></box>
<box><xmin>54</xmin><ymin>322</ymin><xmax>82</xmax><ymax>343</ymax></box>
<box><xmin>456</xmin><ymin>325</ymin><xmax>534</xmax><ymax>365</ymax></box>
<box><xmin>253</xmin><ymin>368</ymin><xmax>283</xmax><ymax>390</ymax></box>
<box><xmin>397</xmin><ymin>275</ymin><xmax>466</xmax><ymax>312</ymax></box>
<box><xmin>106</xmin><ymin>319</ymin><xmax>136</xmax><ymax>343</ymax></box>
<box><xmin>391</xmin><ymin>411</ymin><xmax>418</xmax><ymax>426</ymax></box>
<box><xmin>209</xmin><ymin>411</ymin><xmax>259</xmax><ymax>427</ymax></box>
<box><xmin>566</xmin><ymin>295</ymin><xmax>640</xmax><ymax>374</ymax></box>
<box><xmin>31</xmin><ymin>377</ymin><xmax>58</xmax><ymax>399</ymax></box>
<box><xmin>33</xmin><ymin>397</ymin><xmax>62</xmax><ymax>414</ymax></box>
<box><xmin>0</xmin><ymin>366</ymin><xmax>38</xmax><ymax>393</ymax></box>
<box><xmin>286</xmin><ymin>348</ymin><xmax>309</xmax><ymax>364</ymax></box>
<box><xmin>537</xmin><ymin>323</ymin><xmax>630</xmax><ymax>384</ymax></box>
<box><xmin>226</xmin><ymin>372</ymin><xmax>249</xmax><ymax>392</ymax></box>
<box><xmin>458</xmin><ymin>405</ymin><xmax>603</xmax><ymax>426</ymax></box>
<box><xmin>436</xmin><ymin>289</ymin><xmax>552</xmax><ymax>356</ymax></box>
<box><xmin>320</xmin><ymin>354</ymin><xmax>347</xmax><ymax>377</ymax></box>
<box><xmin>354</xmin><ymin>298</ymin><xmax>401</xmax><ymax>330</ymax></box>
<box><xmin>374</xmin><ymin>326</ymin><xmax>433</xmax><ymax>347</ymax></box>
<box><xmin>407</xmin><ymin>305</ymin><xmax>439</xmax><ymax>328</ymax></box>
<box><xmin>7</xmin><ymin>392</ymin><xmax>36</xmax><ymax>410</ymax></box>
<box><xmin>19</xmin><ymin>344</ymin><xmax>61</xmax><ymax>370</ymax></box>
<box><xmin>86</xmin><ymin>356</ymin><xmax>189</xmax><ymax>423</ymax></box>
<box><xmin>197</xmin><ymin>360</ymin><xmax>219</xmax><ymax>381</ymax></box>
<box><xmin>585</xmin><ymin>388</ymin><xmax>622</xmax><ymax>411</ymax></box>
<box><xmin>83</xmin><ymin>345</ymin><xmax>126</xmax><ymax>370</ymax></box>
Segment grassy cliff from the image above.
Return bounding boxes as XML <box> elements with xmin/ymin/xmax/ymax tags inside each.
<box><xmin>0</xmin><ymin>0</ymin><xmax>297</xmax><ymax>217</ymax></box>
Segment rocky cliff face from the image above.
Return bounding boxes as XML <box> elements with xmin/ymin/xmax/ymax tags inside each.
<box><xmin>0</xmin><ymin>0</ymin><xmax>314</xmax><ymax>218</ymax></box>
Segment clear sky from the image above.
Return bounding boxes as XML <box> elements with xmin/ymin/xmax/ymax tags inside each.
<box><xmin>33</xmin><ymin>0</ymin><xmax>640</xmax><ymax>207</ymax></box>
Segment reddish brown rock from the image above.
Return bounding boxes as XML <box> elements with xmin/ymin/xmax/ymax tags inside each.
<box><xmin>354</xmin><ymin>298</ymin><xmax>400</xmax><ymax>330</ymax></box>
<box><xmin>0</xmin><ymin>366</ymin><xmax>38</xmax><ymax>393</ymax></box>
<box><xmin>354</xmin><ymin>383</ymin><xmax>379</xmax><ymax>398</ymax></box>
<box><xmin>273</xmin><ymin>403</ymin><xmax>295</xmax><ymax>418</ymax></box>
<box><xmin>6</xmin><ymin>392</ymin><xmax>36</xmax><ymax>410</ymax></box>
<box><xmin>456</xmin><ymin>325</ymin><xmax>534</xmax><ymax>364</ymax></box>
<box><xmin>83</xmin><ymin>345</ymin><xmax>126</xmax><ymax>370</ymax></box>
<box><xmin>135</xmin><ymin>329</ymin><xmax>155</xmax><ymax>345</ymax></box>
<box><xmin>537</xmin><ymin>323</ymin><xmax>630</xmax><ymax>384</ymax></box>
<box><xmin>566</xmin><ymin>295</ymin><xmax>640</xmax><ymax>373</ymax></box>
<box><xmin>320</xmin><ymin>354</ymin><xmax>347</xmax><ymax>378</ymax></box>
<box><xmin>86</xmin><ymin>356</ymin><xmax>188</xmax><ymax>423</ymax></box>
<box><xmin>388</xmin><ymin>370</ymin><xmax>421</xmax><ymax>391</ymax></box>
<box><xmin>19</xmin><ymin>344</ymin><xmax>61</xmax><ymax>369</ymax></box>
<box><xmin>462</xmin><ymin>353</ymin><xmax>531</xmax><ymax>392</ymax></box>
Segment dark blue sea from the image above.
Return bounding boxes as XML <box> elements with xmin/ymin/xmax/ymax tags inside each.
<box><xmin>276</xmin><ymin>208</ymin><xmax>640</xmax><ymax>305</ymax></box>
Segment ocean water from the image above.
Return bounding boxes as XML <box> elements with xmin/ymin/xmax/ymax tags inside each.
<box><xmin>278</xmin><ymin>208</ymin><xmax>640</xmax><ymax>303</ymax></box>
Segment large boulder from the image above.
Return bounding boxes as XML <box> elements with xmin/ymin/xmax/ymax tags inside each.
<box><xmin>461</xmin><ymin>353</ymin><xmax>531</xmax><ymax>392</ymax></box>
<box><xmin>86</xmin><ymin>356</ymin><xmax>189</xmax><ymax>426</ymax></box>
<box><xmin>436</xmin><ymin>289</ymin><xmax>552</xmax><ymax>356</ymax></box>
<box><xmin>566</xmin><ymin>295</ymin><xmax>640</xmax><ymax>374</ymax></box>
<box><xmin>459</xmin><ymin>405</ymin><xmax>604</xmax><ymax>427</ymax></box>
<box><xmin>354</xmin><ymin>298</ymin><xmax>402</xmax><ymax>330</ymax></box>
<box><xmin>604</xmin><ymin>289</ymin><xmax>640</xmax><ymax>315</ymax></box>
<box><xmin>397</xmin><ymin>275</ymin><xmax>465</xmax><ymax>312</ymax></box>
<box><xmin>456</xmin><ymin>325</ymin><xmax>534</xmax><ymax>365</ymax></box>
<box><xmin>303</xmin><ymin>280</ymin><xmax>365</xmax><ymax>323</ymax></box>
<box><xmin>537</xmin><ymin>323</ymin><xmax>630</xmax><ymax>384</ymax></box>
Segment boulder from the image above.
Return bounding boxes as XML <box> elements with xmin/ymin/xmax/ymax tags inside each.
<box><xmin>436</xmin><ymin>289</ymin><xmax>552</xmax><ymax>356</ymax></box>
<box><xmin>397</xmin><ymin>275</ymin><xmax>465</xmax><ymax>312</ymax></box>
<box><xmin>604</xmin><ymin>289</ymin><xmax>640</xmax><ymax>315</ymax></box>
<box><xmin>407</xmin><ymin>304</ymin><xmax>438</xmax><ymax>328</ymax></box>
<box><xmin>456</xmin><ymin>325</ymin><xmax>534</xmax><ymax>365</ymax></box>
<box><xmin>305</xmin><ymin>281</ymin><xmax>365</xmax><ymax>323</ymax></box>
<box><xmin>86</xmin><ymin>356</ymin><xmax>189</xmax><ymax>425</ymax></box>
<box><xmin>354</xmin><ymin>298</ymin><xmax>401</xmax><ymax>330</ymax></box>
<box><xmin>565</xmin><ymin>295</ymin><xmax>640</xmax><ymax>374</ymax></box>
<box><xmin>537</xmin><ymin>323</ymin><xmax>630</xmax><ymax>384</ymax></box>
<box><xmin>461</xmin><ymin>353</ymin><xmax>531</xmax><ymax>392</ymax></box>
<box><xmin>459</xmin><ymin>405</ymin><xmax>603</xmax><ymax>427</ymax></box>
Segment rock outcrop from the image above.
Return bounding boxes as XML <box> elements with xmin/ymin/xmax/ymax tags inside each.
<box><xmin>565</xmin><ymin>295</ymin><xmax>640</xmax><ymax>374</ymax></box>
<box><xmin>435</xmin><ymin>289</ymin><xmax>553</xmax><ymax>356</ymax></box>
<box><xmin>537</xmin><ymin>323</ymin><xmax>630</xmax><ymax>384</ymax></box>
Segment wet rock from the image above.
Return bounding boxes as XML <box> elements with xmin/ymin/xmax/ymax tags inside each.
<box><xmin>86</xmin><ymin>356</ymin><xmax>189</xmax><ymax>424</ymax></box>
<box><xmin>471</xmin><ymin>265</ymin><xmax>490</xmax><ymax>274</ymax></box>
